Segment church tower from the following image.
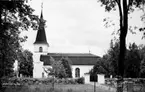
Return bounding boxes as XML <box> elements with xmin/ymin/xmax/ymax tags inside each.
<box><xmin>33</xmin><ymin>7</ymin><xmax>49</xmax><ymax>78</ymax></box>
<box><xmin>34</xmin><ymin>9</ymin><xmax>49</xmax><ymax>53</ymax></box>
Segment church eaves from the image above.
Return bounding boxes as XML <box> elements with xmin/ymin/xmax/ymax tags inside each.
<box><xmin>34</xmin><ymin>10</ymin><xmax>49</xmax><ymax>46</ymax></box>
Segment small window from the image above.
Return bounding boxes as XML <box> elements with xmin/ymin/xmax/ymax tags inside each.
<box><xmin>42</xmin><ymin>72</ymin><xmax>44</xmax><ymax>78</ymax></box>
<box><xmin>75</xmin><ymin>68</ymin><xmax>80</xmax><ymax>78</ymax></box>
<box><xmin>39</xmin><ymin>47</ymin><xmax>43</xmax><ymax>52</ymax></box>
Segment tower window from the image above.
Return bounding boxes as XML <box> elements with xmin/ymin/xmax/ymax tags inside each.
<box><xmin>75</xmin><ymin>68</ymin><xmax>80</xmax><ymax>78</ymax></box>
<box><xmin>39</xmin><ymin>47</ymin><xmax>43</xmax><ymax>52</ymax></box>
<box><xmin>42</xmin><ymin>72</ymin><xmax>44</xmax><ymax>78</ymax></box>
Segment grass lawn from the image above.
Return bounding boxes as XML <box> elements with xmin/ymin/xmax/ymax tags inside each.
<box><xmin>2</xmin><ymin>84</ymin><xmax>112</xmax><ymax>92</ymax></box>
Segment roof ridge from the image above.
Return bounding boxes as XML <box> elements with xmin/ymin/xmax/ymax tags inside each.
<box><xmin>46</xmin><ymin>52</ymin><xmax>99</xmax><ymax>57</ymax></box>
<box><xmin>47</xmin><ymin>52</ymin><xmax>93</xmax><ymax>54</ymax></box>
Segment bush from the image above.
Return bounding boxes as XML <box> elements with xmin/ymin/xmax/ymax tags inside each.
<box><xmin>2</xmin><ymin>77</ymin><xmax>81</xmax><ymax>86</ymax></box>
<box><xmin>75</xmin><ymin>77</ymin><xmax>85</xmax><ymax>84</ymax></box>
<box><xmin>1</xmin><ymin>77</ymin><xmax>88</xmax><ymax>85</ymax></box>
<box><xmin>55</xmin><ymin>78</ymin><xmax>76</xmax><ymax>84</ymax></box>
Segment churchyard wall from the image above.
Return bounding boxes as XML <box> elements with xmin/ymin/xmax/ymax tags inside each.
<box><xmin>105</xmin><ymin>78</ymin><xmax>145</xmax><ymax>92</ymax></box>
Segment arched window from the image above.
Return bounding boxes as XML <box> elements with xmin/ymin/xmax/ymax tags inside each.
<box><xmin>39</xmin><ymin>47</ymin><xmax>43</xmax><ymax>52</ymax></box>
<box><xmin>75</xmin><ymin>68</ymin><xmax>80</xmax><ymax>78</ymax></box>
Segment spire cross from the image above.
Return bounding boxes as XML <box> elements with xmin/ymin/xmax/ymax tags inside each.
<box><xmin>41</xmin><ymin>2</ymin><xmax>43</xmax><ymax>10</ymax></box>
<box><xmin>40</xmin><ymin>2</ymin><xmax>43</xmax><ymax>19</ymax></box>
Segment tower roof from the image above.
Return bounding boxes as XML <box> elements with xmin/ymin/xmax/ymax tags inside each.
<box><xmin>34</xmin><ymin>10</ymin><xmax>49</xmax><ymax>45</ymax></box>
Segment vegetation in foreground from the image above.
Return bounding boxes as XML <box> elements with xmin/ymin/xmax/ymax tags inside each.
<box><xmin>2</xmin><ymin>84</ymin><xmax>111</xmax><ymax>92</ymax></box>
<box><xmin>90</xmin><ymin>41</ymin><xmax>145</xmax><ymax>78</ymax></box>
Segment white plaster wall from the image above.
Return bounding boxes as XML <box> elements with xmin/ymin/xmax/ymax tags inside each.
<box><xmin>34</xmin><ymin>44</ymin><xmax>48</xmax><ymax>53</ymax></box>
<box><xmin>33</xmin><ymin>53</ymin><xmax>41</xmax><ymax>63</ymax></box>
<box><xmin>33</xmin><ymin>43</ymin><xmax>48</xmax><ymax>78</ymax></box>
<box><xmin>72</xmin><ymin>65</ymin><xmax>93</xmax><ymax>78</ymax></box>
<box><xmin>43</xmin><ymin>65</ymin><xmax>52</xmax><ymax>78</ymax></box>
<box><xmin>97</xmin><ymin>74</ymin><xmax>105</xmax><ymax>84</ymax></box>
<box><xmin>84</xmin><ymin>74</ymin><xmax>90</xmax><ymax>84</ymax></box>
<box><xmin>33</xmin><ymin>61</ymin><xmax>44</xmax><ymax>78</ymax></box>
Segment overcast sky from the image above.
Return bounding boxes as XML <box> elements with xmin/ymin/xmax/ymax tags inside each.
<box><xmin>21</xmin><ymin>0</ymin><xmax>145</xmax><ymax>57</ymax></box>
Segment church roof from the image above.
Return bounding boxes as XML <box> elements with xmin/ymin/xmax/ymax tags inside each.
<box><xmin>40</xmin><ymin>53</ymin><xmax>100</xmax><ymax>65</ymax></box>
<box><xmin>34</xmin><ymin>10</ymin><xmax>49</xmax><ymax>45</ymax></box>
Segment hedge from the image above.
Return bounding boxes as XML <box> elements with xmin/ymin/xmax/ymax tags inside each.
<box><xmin>2</xmin><ymin>77</ymin><xmax>85</xmax><ymax>86</ymax></box>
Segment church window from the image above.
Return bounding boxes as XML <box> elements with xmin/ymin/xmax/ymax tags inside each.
<box><xmin>75</xmin><ymin>68</ymin><xmax>80</xmax><ymax>78</ymax></box>
<box><xmin>42</xmin><ymin>72</ymin><xmax>44</xmax><ymax>78</ymax></box>
<box><xmin>39</xmin><ymin>47</ymin><xmax>43</xmax><ymax>52</ymax></box>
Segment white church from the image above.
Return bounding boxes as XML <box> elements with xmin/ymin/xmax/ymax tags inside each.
<box><xmin>33</xmin><ymin>10</ymin><xmax>100</xmax><ymax>78</ymax></box>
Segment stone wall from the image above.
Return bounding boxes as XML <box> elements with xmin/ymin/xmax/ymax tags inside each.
<box><xmin>105</xmin><ymin>78</ymin><xmax>145</xmax><ymax>92</ymax></box>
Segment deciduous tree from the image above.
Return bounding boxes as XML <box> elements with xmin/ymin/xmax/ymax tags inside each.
<box><xmin>18</xmin><ymin>50</ymin><xmax>33</xmax><ymax>77</ymax></box>
<box><xmin>98</xmin><ymin>0</ymin><xmax>145</xmax><ymax>91</ymax></box>
<box><xmin>50</xmin><ymin>57</ymin><xmax>66</xmax><ymax>78</ymax></box>
<box><xmin>0</xmin><ymin>0</ymin><xmax>39</xmax><ymax>89</ymax></box>
<box><xmin>124</xmin><ymin>43</ymin><xmax>141</xmax><ymax>77</ymax></box>
<box><xmin>90</xmin><ymin>58</ymin><xmax>107</xmax><ymax>75</ymax></box>
<box><xmin>139</xmin><ymin>45</ymin><xmax>145</xmax><ymax>77</ymax></box>
<box><xmin>61</xmin><ymin>57</ymin><xmax>72</xmax><ymax>78</ymax></box>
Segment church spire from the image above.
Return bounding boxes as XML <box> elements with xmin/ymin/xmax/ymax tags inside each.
<box><xmin>40</xmin><ymin>2</ymin><xmax>43</xmax><ymax>19</ymax></box>
<box><xmin>34</xmin><ymin>3</ymin><xmax>49</xmax><ymax>46</ymax></box>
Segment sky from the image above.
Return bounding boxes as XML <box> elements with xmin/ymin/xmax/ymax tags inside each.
<box><xmin>21</xmin><ymin>0</ymin><xmax>145</xmax><ymax>57</ymax></box>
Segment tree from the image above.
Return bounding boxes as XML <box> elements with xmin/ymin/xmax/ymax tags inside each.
<box><xmin>99</xmin><ymin>0</ymin><xmax>145</xmax><ymax>91</ymax></box>
<box><xmin>139</xmin><ymin>45</ymin><xmax>145</xmax><ymax>77</ymax></box>
<box><xmin>108</xmin><ymin>40</ymin><xmax>120</xmax><ymax>76</ymax></box>
<box><xmin>18</xmin><ymin>50</ymin><xmax>33</xmax><ymax>77</ymax></box>
<box><xmin>90</xmin><ymin>40</ymin><xmax>120</xmax><ymax>77</ymax></box>
<box><xmin>101</xmin><ymin>54</ymin><xmax>113</xmax><ymax>77</ymax></box>
<box><xmin>90</xmin><ymin>58</ymin><xmax>107</xmax><ymax>75</ymax></box>
<box><xmin>61</xmin><ymin>57</ymin><xmax>72</xmax><ymax>78</ymax></box>
<box><xmin>0</xmin><ymin>0</ymin><xmax>39</xmax><ymax>89</ymax></box>
<box><xmin>44</xmin><ymin>57</ymin><xmax>71</xmax><ymax>78</ymax></box>
<box><xmin>99</xmin><ymin>0</ymin><xmax>145</xmax><ymax>76</ymax></box>
<box><xmin>50</xmin><ymin>57</ymin><xmax>66</xmax><ymax>78</ymax></box>
<box><xmin>124</xmin><ymin>43</ymin><xmax>141</xmax><ymax>78</ymax></box>
<box><xmin>140</xmin><ymin>59</ymin><xmax>145</xmax><ymax>77</ymax></box>
<box><xmin>107</xmin><ymin>41</ymin><xmax>142</xmax><ymax>78</ymax></box>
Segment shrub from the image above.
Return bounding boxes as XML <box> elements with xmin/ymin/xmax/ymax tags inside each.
<box><xmin>75</xmin><ymin>77</ymin><xmax>85</xmax><ymax>84</ymax></box>
<box><xmin>2</xmin><ymin>77</ymin><xmax>85</xmax><ymax>86</ymax></box>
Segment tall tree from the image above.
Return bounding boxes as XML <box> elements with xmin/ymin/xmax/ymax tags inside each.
<box><xmin>139</xmin><ymin>45</ymin><xmax>145</xmax><ymax>77</ymax></box>
<box><xmin>108</xmin><ymin>40</ymin><xmax>120</xmax><ymax>76</ymax></box>
<box><xmin>140</xmin><ymin>59</ymin><xmax>145</xmax><ymax>77</ymax></box>
<box><xmin>98</xmin><ymin>0</ymin><xmax>145</xmax><ymax>91</ymax></box>
<box><xmin>61</xmin><ymin>57</ymin><xmax>72</xmax><ymax>78</ymax></box>
<box><xmin>90</xmin><ymin>40</ymin><xmax>120</xmax><ymax>77</ymax></box>
<box><xmin>18</xmin><ymin>50</ymin><xmax>33</xmax><ymax>77</ymax></box>
<box><xmin>0</xmin><ymin>0</ymin><xmax>39</xmax><ymax>89</ymax></box>
<box><xmin>124</xmin><ymin>43</ymin><xmax>141</xmax><ymax>77</ymax></box>
<box><xmin>90</xmin><ymin>58</ymin><xmax>107</xmax><ymax>75</ymax></box>
<box><xmin>101</xmin><ymin>54</ymin><xmax>113</xmax><ymax>77</ymax></box>
<box><xmin>50</xmin><ymin>57</ymin><xmax>66</xmax><ymax>78</ymax></box>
